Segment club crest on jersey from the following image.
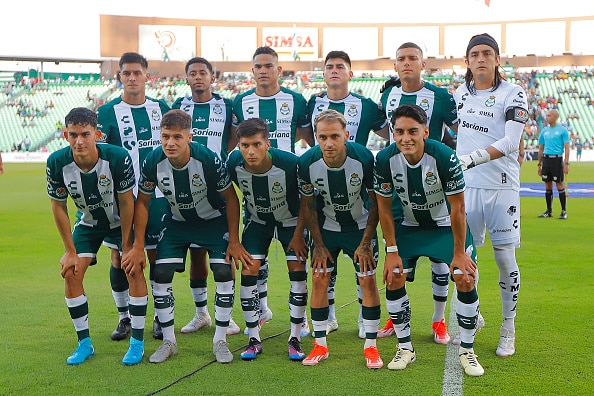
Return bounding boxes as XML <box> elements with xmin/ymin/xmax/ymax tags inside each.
<box><xmin>98</xmin><ymin>174</ymin><xmax>111</xmax><ymax>187</ymax></box>
<box><xmin>192</xmin><ymin>174</ymin><xmax>204</xmax><ymax>187</ymax></box>
<box><xmin>419</xmin><ymin>99</ymin><xmax>429</xmax><ymax>111</ymax></box>
<box><xmin>280</xmin><ymin>103</ymin><xmax>291</xmax><ymax>116</ymax></box>
<box><xmin>151</xmin><ymin>110</ymin><xmax>161</xmax><ymax>121</ymax></box>
<box><xmin>347</xmin><ymin>105</ymin><xmax>358</xmax><ymax>118</ymax></box>
<box><xmin>425</xmin><ymin>172</ymin><xmax>437</xmax><ymax>185</ymax></box>
<box><xmin>485</xmin><ymin>96</ymin><xmax>496</xmax><ymax>107</ymax></box>
<box><xmin>213</xmin><ymin>104</ymin><xmax>223</xmax><ymax>115</ymax></box>
<box><xmin>271</xmin><ymin>181</ymin><xmax>283</xmax><ymax>193</ymax></box>
<box><xmin>350</xmin><ymin>173</ymin><xmax>361</xmax><ymax>186</ymax></box>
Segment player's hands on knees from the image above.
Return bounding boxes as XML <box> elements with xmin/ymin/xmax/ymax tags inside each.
<box><xmin>354</xmin><ymin>243</ymin><xmax>375</xmax><ymax>275</ymax></box>
<box><xmin>450</xmin><ymin>252</ymin><xmax>477</xmax><ymax>284</ymax></box>
<box><xmin>311</xmin><ymin>245</ymin><xmax>332</xmax><ymax>278</ymax></box>
<box><xmin>226</xmin><ymin>241</ymin><xmax>253</xmax><ymax>270</ymax></box>
<box><xmin>287</xmin><ymin>236</ymin><xmax>308</xmax><ymax>264</ymax></box>
<box><xmin>60</xmin><ymin>250</ymin><xmax>79</xmax><ymax>278</ymax></box>
<box><xmin>382</xmin><ymin>252</ymin><xmax>403</xmax><ymax>286</ymax></box>
<box><xmin>121</xmin><ymin>246</ymin><xmax>146</xmax><ymax>276</ymax></box>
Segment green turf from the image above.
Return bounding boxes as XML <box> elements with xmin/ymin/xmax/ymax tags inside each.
<box><xmin>0</xmin><ymin>162</ymin><xmax>592</xmax><ymax>395</ymax></box>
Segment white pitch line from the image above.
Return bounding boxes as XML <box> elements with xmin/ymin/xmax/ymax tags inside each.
<box><xmin>442</xmin><ymin>289</ymin><xmax>463</xmax><ymax>396</ymax></box>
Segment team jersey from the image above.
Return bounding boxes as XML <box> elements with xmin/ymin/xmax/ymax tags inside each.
<box><xmin>46</xmin><ymin>144</ymin><xmax>135</xmax><ymax>229</ymax></box>
<box><xmin>138</xmin><ymin>142</ymin><xmax>232</xmax><ymax>222</ymax></box>
<box><xmin>538</xmin><ymin>124</ymin><xmax>570</xmax><ymax>155</ymax></box>
<box><xmin>307</xmin><ymin>92</ymin><xmax>387</xmax><ymax>146</ymax></box>
<box><xmin>297</xmin><ymin>142</ymin><xmax>374</xmax><ymax>232</ymax></box>
<box><xmin>226</xmin><ymin>147</ymin><xmax>300</xmax><ymax>227</ymax></box>
<box><xmin>172</xmin><ymin>93</ymin><xmax>233</xmax><ymax>160</ymax></box>
<box><xmin>374</xmin><ymin>139</ymin><xmax>464</xmax><ymax>228</ymax></box>
<box><xmin>380</xmin><ymin>81</ymin><xmax>457</xmax><ymax>143</ymax></box>
<box><xmin>232</xmin><ymin>87</ymin><xmax>309</xmax><ymax>152</ymax></box>
<box><xmin>97</xmin><ymin>96</ymin><xmax>171</xmax><ymax>196</ymax></box>
<box><xmin>455</xmin><ymin>80</ymin><xmax>528</xmax><ymax>190</ymax></box>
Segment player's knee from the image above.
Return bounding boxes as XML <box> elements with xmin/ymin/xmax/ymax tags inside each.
<box><xmin>153</xmin><ymin>264</ymin><xmax>175</xmax><ymax>284</ymax></box>
<box><xmin>211</xmin><ymin>262</ymin><xmax>233</xmax><ymax>282</ymax></box>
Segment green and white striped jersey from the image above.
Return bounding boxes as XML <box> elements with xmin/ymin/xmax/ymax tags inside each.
<box><xmin>380</xmin><ymin>81</ymin><xmax>457</xmax><ymax>143</ymax></box>
<box><xmin>97</xmin><ymin>96</ymin><xmax>171</xmax><ymax>196</ymax></box>
<box><xmin>172</xmin><ymin>93</ymin><xmax>233</xmax><ymax>160</ymax></box>
<box><xmin>307</xmin><ymin>92</ymin><xmax>387</xmax><ymax>146</ymax></box>
<box><xmin>232</xmin><ymin>87</ymin><xmax>309</xmax><ymax>152</ymax></box>
<box><xmin>227</xmin><ymin>147</ymin><xmax>300</xmax><ymax>227</ymax></box>
<box><xmin>297</xmin><ymin>142</ymin><xmax>374</xmax><ymax>232</ymax></box>
<box><xmin>374</xmin><ymin>139</ymin><xmax>464</xmax><ymax>228</ymax></box>
<box><xmin>138</xmin><ymin>142</ymin><xmax>231</xmax><ymax>222</ymax></box>
<box><xmin>46</xmin><ymin>144</ymin><xmax>135</xmax><ymax>229</ymax></box>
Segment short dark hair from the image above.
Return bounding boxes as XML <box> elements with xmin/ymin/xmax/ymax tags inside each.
<box><xmin>253</xmin><ymin>46</ymin><xmax>278</xmax><ymax>60</ymax></box>
<box><xmin>397</xmin><ymin>42</ymin><xmax>423</xmax><ymax>58</ymax></box>
<box><xmin>65</xmin><ymin>107</ymin><xmax>97</xmax><ymax>128</ymax></box>
<box><xmin>390</xmin><ymin>104</ymin><xmax>428</xmax><ymax>127</ymax></box>
<box><xmin>185</xmin><ymin>57</ymin><xmax>213</xmax><ymax>74</ymax></box>
<box><xmin>119</xmin><ymin>52</ymin><xmax>148</xmax><ymax>69</ymax></box>
<box><xmin>161</xmin><ymin>109</ymin><xmax>191</xmax><ymax>131</ymax></box>
<box><xmin>325</xmin><ymin>51</ymin><xmax>351</xmax><ymax>68</ymax></box>
<box><xmin>236</xmin><ymin>118</ymin><xmax>269</xmax><ymax>140</ymax></box>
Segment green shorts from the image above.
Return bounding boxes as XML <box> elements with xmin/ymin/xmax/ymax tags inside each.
<box><xmin>73</xmin><ymin>223</ymin><xmax>122</xmax><ymax>262</ymax></box>
<box><xmin>395</xmin><ymin>225</ymin><xmax>476</xmax><ymax>281</ymax></box>
<box><xmin>242</xmin><ymin>221</ymin><xmax>299</xmax><ymax>261</ymax></box>
<box><xmin>316</xmin><ymin>229</ymin><xmax>379</xmax><ymax>276</ymax></box>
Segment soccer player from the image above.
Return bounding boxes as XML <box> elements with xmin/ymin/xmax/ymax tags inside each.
<box><xmin>227</xmin><ymin>118</ymin><xmax>308</xmax><ymax>361</ymax></box>
<box><xmin>298</xmin><ymin>109</ymin><xmax>382</xmax><ymax>369</ymax></box>
<box><xmin>233</xmin><ymin>46</ymin><xmax>313</xmax><ymax>335</ymax></box>
<box><xmin>374</xmin><ymin>104</ymin><xmax>483</xmax><ymax>376</ymax></box>
<box><xmin>97</xmin><ymin>52</ymin><xmax>171</xmax><ymax>341</ymax></box>
<box><xmin>47</xmin><ymin>107</ymin><xmax>147</xmax><ymax>366</ymax></box>
<box><xmin>123</xmin><ymin>110</ymin><xmax>251</xmax><ymax>364</ymax></box>
<box><xmin>377</xmin><ymin>42</ymin><xmax>461</xmax><ymax>342</ymax></box>
<box><xmin>455</xmin><ymin>33</ymin><xmax>528</xmax><ymax>358</ymax></box>
<box><xmin>537</xmin><ymin>109</ymin><xmax>570</xmax><ymax>219</ymax></box>
<box><xmin>172</xmin><ymin>57</ymin><xmax>240</xmax><ymax>336</ymax></box>
<box><xmin>307</xmin><ymin>50</ymin><xmax>389</xmax><ymax>337</ymax></box>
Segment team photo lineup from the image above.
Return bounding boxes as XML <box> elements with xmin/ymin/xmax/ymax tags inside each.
<box><xmin>47</xmin><ymin>32</ymin><xmax>530</xmax><ymax>378</ymax></box>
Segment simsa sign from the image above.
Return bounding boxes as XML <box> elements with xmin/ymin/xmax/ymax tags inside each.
<box><xmin>262</xmin><ymin>27</ymin><xmax>319</xmax><ymax>61</ymax></box>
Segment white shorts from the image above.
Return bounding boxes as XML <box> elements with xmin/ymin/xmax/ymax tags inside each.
<box><xmin>464</xmin><ymin>187</ymin><xmax>520</xmax><ymax>248</ymax></box>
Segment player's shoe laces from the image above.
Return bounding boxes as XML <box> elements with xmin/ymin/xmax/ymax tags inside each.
<box><xmin>302</xmin><ymin>342</ymin><xmax>329</xmax><ymax>366</ymax></box>
<box><xmin>300</xmin><ymin>318</ymin><xmax>311</xmax><ymax>338</ymax></box>
<box><xmin>122</xmin><ymin>337</ymin><xmax>144</xmax><ymax>366</ymax></box>
<box><xmin>432</xmin><ymin>319</ymin><xmax>451</xmax><ymax>344</ymax></box>
<box><xmin>496</xmin><ymin>326</ymin><xmax>516</xmax><ymax>357</ymax></box>
<box><xmin>538</xmin><ymin>211</ymin><xmax>553</xmax><ymax>218</ymax></box>
<box><xmin>227</xmin><ymin>317</ymin><xmax>241</xmax><ymax>336</ymax></box>
<box><xmin>452</xmin><ymin>312</ymin><xmax>485</xmax><ymax>345</ymax></box>
<box><xmin>240</xmin><ymin>337</ymin><xmax>263</xmax><ymax>360</ymax></box>
<box><xmin>149</xmin><ymin>339</ymin><xmax>177</xmax><ymax>363</ymax></box>
<box><xmin>364</xmin><ymin>345</ymin><xmax>383</xmax><ymax>369</ymax></box>
<box><xmin>559</xmin><ymin>211</ymin><xmax>568</xmax><ymax>219</ymax></box>
<box><xmin>377</xmin><ymin>317</ymin><xmax>395</xmax><ymax>338</ymax></box>
<box><xmin>459</xmin><ymin>349</ymin><xmax>484</xmax><ymax>376</ymax></box>
<box><xmin>213</xmin><ymin>340</ymin><xmax>234</xmax><ymax>363</ymax></box>
<box><xmin>288</xmin><ymin>337</ymin><xmax>306</xmax><ymax>361</ymax></box>
<box><xmin>66</xmin><ymin>337</ymin><xmax>94</xmax><ymax>365</ymax></box>
<box><xmin>181</xmin><ymin>312</ymin><xmax>212</xmax><ymax>334</ymax></box>
<box><xmin>326</xmin><ymin>319</ymin><xmax>339</xmax><ymax>335</ymax></box>
<box><xmin>152</xmin><ymin>317</ymin><xmax>163</xmax><ymax>340</ymax></box>
<box><xmin>243</xmin><ymin>308</ymin><xmax>273</xmax><ymax>334</ymax></box>
<box><xmin>110</xmin><ymin>317</ymin><xmax>131</xmax><ymax>341</ymax></box>
<box><xmin>387</xmin><ymin>347</ymin><xmax>416</xmax><ymax>370</ymax></box>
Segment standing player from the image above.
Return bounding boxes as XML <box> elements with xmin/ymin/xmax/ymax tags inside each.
<box><xmin>377</xmin><ymin>42</ymin><xmax>461</xmax><ymax>342</ymax></box>
<box><xmin>374</xmin><ymin>104</ymin><xmax>483</xmax><ymax>376</ymax></box>
<box><xmin>47</xmin><ymin>107</ymin><xmax>147</xmax><ymax>366</ymax></box>
<box><xmin>308</xmin><ymin>50</ymin><xmax>389</xmax><ymax>337</ymax></box>
<box><xmin>537</xmin><ymin>109</ymin><xmax>570</xmax><ymax>219</ymax></box>
<box><xmin>227</xmin><ymin>118</ymin><xmax>309</xmax><ymax>361</ymax></box>
<box><xmin>97</xmin><ymin>52</ymin><xmax>170</xmax><ymax>341</ymax></box>
<box><xmin>233</xmin><ymin>46</ymin><xmax>313</xmax><ymax>334</ymax></box>
<box><xmin>172</xmin><ymin>57</ymin><xmax>240</xmax><ymax>335</ymax></box>
<box><xmin>455</xmin><ymin>33</ymin><xmax>528</xmax><ymax>358</ymax></box>
<box><xmin>298</xmin><ymin>109</ymin><xmax>382</xmax><ymax>369</ymax></box>
<box><xmin>123</xmin><ymin>110</ymin><xmax>252</xmax><ymax>364</ymax></box>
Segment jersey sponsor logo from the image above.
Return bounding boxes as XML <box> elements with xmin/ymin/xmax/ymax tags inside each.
<box><xmin>98</xmin><ymin>174</ymin><xmax>111</xmax><ymax>187</ymax></box>
<box><xmin>195</xmin><ymin>116</ymin><xmax>206</xmax><ymax>122</ymax></box>
<box><xmin>271</xmin><ymin>181</ymin><xmax>283</xmax><ymax>193</ymax></box>
<box><xmin>276</xmin><ymin>118</ymin><xmax>292</xmax><ymax>125</ymax></box>
<box><xmin>138</xmin><ymin>139</ymin><xmax>161</xmax><ymax>148</ymax></box>
<box><xmin>191</xmin><ymin>128</ymin><xmax>223</xmax><ymax>137</ymax></box>
<box><xmin>333</xmin><ymin>192</ymin><xmax>345</xmax><ymax>199</ymax></box>
<box><xmin>425</xmin><ymin>188</ymin><xmax>443</xmax><ymax>196</ymax></box>
<box><xmin>333</xmin><ymin>202</ymin><xmax>355</xmax><ymax>211</ymax></box>
<box><xmin>280</xmin><ymin>103</ymin><xmax>291</xmax><ymax>115</ymax></box>
<box><xmin>210</xmin><ymin>117</ymin><xmax>225</xmax><ymax>123</ymax></box>
<box><xmin>479</xmin><ymin>111</ymin><xmax>494</xmax><ymax>117</ymax></box>
<box><xmin>410</xmin><ymin>197</ymin><xmax>444</xmax><ymax>210</ymax></box>
<box><xmin>419</xmin><ymin>99</ymin><xmax>429</xmax><ymax>111</ymax></box>
<box><xmin>461</xmin><ymin>120</ymin><xmax>489</xmax><ymax>133</ymax></box>
<box><xmin>424</xmin><ymin>172</ymin><xmax>437</xmax><ymax>185</ymax></box>
<box><xmin>485</xmin><ymin>95</ymin><xmax>496</xmax><ymax>107</ymax></box>
<box><xmin>178</xmin><ymin>200</ymin><xmax>202</xmax><ymax>210</ymax></box>
<box><xmin>139</xmin><ymin>126</ymin><xmax>149</xmax><ymax>134</ymax></box>
<box><xmin>270</xmin><ymin>131</ymin><xmax>291</xmax><ymax>138</ymax></box>
<box><xmin>88</xmin><ymin>201</ymin><xmax>114</xmax><ymax>211</ymax></box>
<box><xmin>256</xmin><ymin>201</ymin><xmax>287</xmax><ymax>213</ymax></box>
<box><xmin>347</xmin><ymin>105</ymin><xmax>358</xmax><ymax>118</ymax></box>
<box><xmin>350</xmin><ymin>173</ymin><xmax>361</xmax><ymax>187</ymax></box>
<box><xmin>446</xmin><ymin>179</ymin><xmax>464</xmax><ymax>190</ymax></box>
<box><xmin>501</xmin><ymin>172</ymin><xmax>507</xmax><ymax>184</ymax></box>
<box><xmin>213</xmin><ymin>104</ymin><xmax>223</xmax><ymax>115</ymax></box>
<box><xmin>151</xmin><ymin>109</ymin><xmax>161</xmax><ymax>121</ymax></box>
<box><xmin>492</xmin><ymin>227</ymin><xmax>512</xmax><ymax>234</ymax></box>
